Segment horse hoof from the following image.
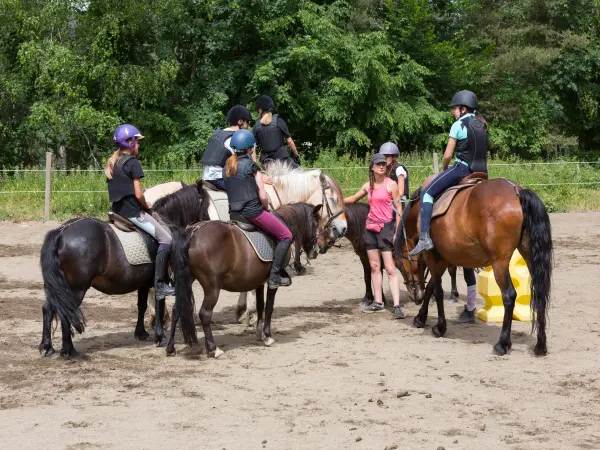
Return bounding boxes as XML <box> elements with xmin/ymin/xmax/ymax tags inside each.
<box><xmin>413</xmin><ymin>316</ymin><xmax>426</xmax><ymax>328</ymax></box>
<box><xmin>534</xmin><ymin>343</ymin><xmax>547</xmax><ymax>356</ymax></box>
<box><xmin>295</xmin><ymin>265</ymin><xmax>307</xmax><ymax>275</ymax></box>
<box><xmin>166</xmin><ymin>346</ymin><xmax>177</xmax><ymax>357</ymax></box>
<box><xmin>493</xmin><ymin>342</ymin><xmax>509</xmax><ymax>356</ymax></box>
<box><xmin>263</xmin><ymin>335</ymin><xmax>275</xmax><ymax>347</ymax></box>
<box><xmin>432</xmin><ymin>325</ymin><xmax>446</xmax><ymax>338</ymax></box>
<box><xmin>135</xmin><ymin>330</ymin><xmax>150</xmax><ymax>341</ymax></box>
<box><xmin>61</xmin><ymin>349</ymin><xmax>84</xmax><ymax>361</ymax></box>
<box><xmin>209</xmin><ymin>347</ymin><xmax>225</xmax><ymax>359</ymax></box>
<box><xmin>248</xmin><ymin>313</ymin><xmax>258</xmax><ymax>328</ymax></box>
<box><xmin>39</xmin><ymin>346</ymin><xmax>56</xmax><ymax>358</ymax></box>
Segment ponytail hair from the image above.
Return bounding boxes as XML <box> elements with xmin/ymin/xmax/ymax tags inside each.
<box><xmin>225</xmin><ymin>153</ymin><xmax>239</xmax><ymax>177</ymax></box>
<box><xmin>464</xmin><ymin>106</ymin><xmax>489</xmax><ymax>133</ymax></box>
<box><xmin>475</xmin><ymin>110</ymin><xmax>489</xmax><ymax>132</ymax></box>
<box><xmin>105</xmin><ymin>150</ymin><xmax>122</xmax><ymax>179</ymax></box>
<box><xmin>260</xmin><ymin>111</ymin><xmax>273</xmax><ymax>126</ymax></box>
<box><xmin>368</xmin><ymin>163</ymin><xmax>375</xmax><ymax>195</ymax></box>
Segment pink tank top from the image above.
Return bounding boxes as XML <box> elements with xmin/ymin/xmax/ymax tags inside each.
<box><xmin>366</xmin><ymin>178</ymin><xmax>393</xmax><ymax>232</ymax></box>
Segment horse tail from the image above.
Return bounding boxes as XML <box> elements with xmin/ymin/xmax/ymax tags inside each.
<box><xmin>40</xmin><ymin>227</ymin><xmax>85</xmax><ymax>334</ymax></box>
<box><xmin>518</xmin><ymin>189</ymin><xmax>553</xmax><ymax>356</ymax></box>
<box><xmin>171</xmin><ymin>228</ymin><xmax>198</xmax><ymax>345</ymax></box>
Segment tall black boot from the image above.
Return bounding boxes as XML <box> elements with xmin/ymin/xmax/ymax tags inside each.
<box><xmin>268</xmin><ymin>238</ymin><xmax>293</xmax><ymax>289</ymax></box>
<box><xmin>155</xmin><ymin>248</ymin><xmax>176</xmax><ymax>299</ymax></box>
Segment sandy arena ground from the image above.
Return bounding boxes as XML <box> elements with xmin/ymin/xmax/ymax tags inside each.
<box><xmin>0</xmin><ymin>213</ymin><xmax>599</xmax><ymax>449</ymax></box>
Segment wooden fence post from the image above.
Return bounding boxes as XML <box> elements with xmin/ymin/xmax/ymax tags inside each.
<box><xmin>433</xmin><ymin>152</ymin><xmax>439</xmax><ymax>174</ymax></box>
<box><xmin>44</xmin><ymin>151</ymin><xmax>52</xmax><ymax>222</ymax></box>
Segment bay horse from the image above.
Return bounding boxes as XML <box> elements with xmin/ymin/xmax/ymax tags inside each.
<box><xmin>167</xmin><ymin>203</ymin><xmax>323</xmax><ymax>358</ymax></box>
<box><xmin>396</xmin><ymin>178</ymin><xmax>553</xmax><ymax>356</ymax></box>
<box><xmin>39</xmin><ymin>181</ymin><xmax>209</xmax><ymax>359</ymax></box>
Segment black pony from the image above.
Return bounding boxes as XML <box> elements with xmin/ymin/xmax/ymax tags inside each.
<box><xmin>39</xmin><ymin>181</ymin><xmax>209</xmax><ymax>359</ymax></box>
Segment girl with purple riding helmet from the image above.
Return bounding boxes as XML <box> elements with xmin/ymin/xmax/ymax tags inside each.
<box><xmin>344</xmin><ymin>153</ymin><xmax>404</xmax><ymax>319</ymax></box>
<box><xmin>105</xmin><ymin>124</ymin><xmax>175</xmax><ymax>300</ymax></box>
<box><xmin>223</xmin><ymin>129</ymin><xmax>294</xmax><ymax>289</ymax></box>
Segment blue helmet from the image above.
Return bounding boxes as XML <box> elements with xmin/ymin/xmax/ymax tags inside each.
<box><xmin>230</xmin><ymin>129</ymin><xmax>256</xmax><ymax>153</ymax></box>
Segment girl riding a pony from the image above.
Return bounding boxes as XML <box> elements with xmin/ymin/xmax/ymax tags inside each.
<box><xmin>105</xmin><ymin>124</ymin><xmax>175</xmax><ymax>300</ymax></box>
<box><xmin>224</xmin><ymin>129</ymin><xmax>294</xmax><ymax>289</ymax></box>
<box><xmin>409</xmin><ymin>90</ymin><xmax>489</xmax><ymax>323</ymax></box>
<box><xmin>344</xmin><ymin>153</ymin><xmax>404</xmax><ymax>319</ymax></box>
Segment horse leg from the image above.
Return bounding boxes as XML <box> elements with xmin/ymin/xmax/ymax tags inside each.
<box><xmin>154</xmin><ymin>295</ymin><xmax>166</xmax><ymax>347</ymax></box>
<box><xmin>293</xmin><ymin>241</ymin><xmax>306</xmax><ymax>275</ymax></box>
<box><xmin>448</xmin><ymin>265</ymin><xmax>459</xmax><ymax>303</ymax></box>
<box><xmin>359</xmin><ymin>254</ymin><xmax>374</xmax><ymax>307</ymax></box>
<box><xmin>199</xmin><ymin>287</ymin><xmax>223</xmax><ymax>358</ymax></box>
<box><xmin>165</xmin><ymin>302</ymin><xmax>179</xmax><ymax>356</ymax></box>
<box><xmin>135</xmin><ymin>287</ymin><xmax>150</xmax><ymax>341</ymax></box>
<box><xmin>491</xmin><ymin>259</ymin><xmax>516</xmax><ymax>356</ymax></box>
<box><xmin>59</xmin><ymin>290</ymin><xmax>86</xmax><ymax>360</ymax></box>
<box><xmin>262</xmin><ymin>287</ymin><xmax>277</xmax><ymax>347</ymax></box>
<box><xmin>236</xmin><ymin>292</ymin><xmax>248</xmax><ymax>324</ymax></box>
<box><xmin>432</xmin><ymin>277</ymin><xmax>447</xmax><ymax>338</ymax></box>
<box><xmin>39</xmin><ymin>299</ymin><xmax>56</xmax><ymax>357</ymax></box>
<box><xmin>414</xmin><ymin>278</ymin><xmax>435</xmax><ymax>328</ymax></box>
<box><xmin>255</xmin><ymin>285</ymin><xmax>265</xmax><ymax>342</ymax></box>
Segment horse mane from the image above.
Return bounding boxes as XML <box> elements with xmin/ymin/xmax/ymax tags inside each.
<box><xmin>273</xmin><ymin>203</ymin><xmax>314</xmax><ymax>248</ymax></box>
<box><xmin>265</xmin><ymin>161</ymin><xmax>322</xmax><ymax>203</ymax></box>
<box><xmin>153</xmin><ymin>183</ymin><xmax>209</xmax><ymax>230</ymax></box>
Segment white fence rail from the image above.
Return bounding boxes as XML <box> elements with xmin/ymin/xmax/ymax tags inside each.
<box><xmin>0</xmin><ymin>152</ymin><xmax>599</xmax><ymax>221</ymax></box>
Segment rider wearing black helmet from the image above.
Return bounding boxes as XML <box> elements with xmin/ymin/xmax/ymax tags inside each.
<box><xmin>252</xmin><ymin>95</ymin><xmax>300</xmax><ymax>168</ymax></box>
<box><xmin>408</xmin><ymin>90</ymin><xmax>489</xmax><ymax>323</ymax></box>
<box><xmin>201</xmin><ymin>105</ymin><xmax>252</xmax><ymax>190</ymax></box>
<box><xmin>409</xmin><ymin>90</ymin><xmax>488</xmax><ymax>256</ymax></box>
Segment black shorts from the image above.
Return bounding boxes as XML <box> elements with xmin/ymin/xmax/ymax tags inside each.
<box><xmin>364</xmin><ymin>221</ymin><xmax>395</xmax><ymax>252</ymax></box>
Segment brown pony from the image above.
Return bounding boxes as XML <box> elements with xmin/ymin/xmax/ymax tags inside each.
<box><xmin>397</xmin><ymin>178</ymin><xmax>552</xmax><ymax>356</ymax></box>
<box><xmin>166</xmin><ymin>202</ymin><xmax>322</xmax><ymax>358</ymax></box>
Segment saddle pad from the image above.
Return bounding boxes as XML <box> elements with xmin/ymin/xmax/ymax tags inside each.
<box><xmin>110</xmin><ymin>225</ymin><xmax>153</xmax><ymax>266</ymax></box>
<box><xmin>432</xmin><ymin>183</ymin><xmax>477</xmax><ymax>220</ymax></box>
<box><xmin>206</xmin><ymin>189</ymin><xmax>231</xmax><ymax>221</ymax></box>
<box><xmin>234</xmin><ymin>224</ymin><xmax>274</xmax><ymax>262</ymax></box>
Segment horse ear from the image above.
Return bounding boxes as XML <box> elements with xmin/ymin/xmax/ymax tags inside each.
<box><xmin>313</xmin><ymin>204</ymin><xmax>323</xmax><ymax>216</ymax></box>
<box><xmin>196</xmin><ymin>178</ymin><xmax>203</xmax><ymax>193</ymax></box>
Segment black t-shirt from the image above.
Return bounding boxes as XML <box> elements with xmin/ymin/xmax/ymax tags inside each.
<box><xmin>238</xmin><ymin>160</ymin><xmax>264</xmax><ymax>219</ymax></box>
<box><xmin>276</xmin><ymin>117</ymin><xmax>291</xmax><ymax>137</ymax></box>
<box><xmin>110</xmin><ymin>158</ymin><xmax>145</xmax><ymax>218</ymax></box>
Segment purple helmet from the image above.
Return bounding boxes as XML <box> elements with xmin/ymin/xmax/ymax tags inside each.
<box><xmin>113</xmin><ymin>124</ymin><xmax>144</xmax><ymax>149</ymax></box>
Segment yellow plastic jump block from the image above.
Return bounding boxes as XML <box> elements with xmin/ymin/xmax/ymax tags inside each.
<box><xmin>476</xmin><ymin>250</ymin><xmax>532</xmax><ymax>323</ymax></box>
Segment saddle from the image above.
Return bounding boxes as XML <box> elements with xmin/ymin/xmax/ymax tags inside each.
<box><xmin>108</xmin><ymin>211</ymin><xmax>137</xmax><ymax>232</ymax></box>
<box><xmin>228</xmin><ymin>212</ymin><xmax>258</xmax><ymax>232</ymax></box>
<box><xmin>202</xmin><ymin>180</ymin><xmax>223</xmax><ymax>192</ymax></box>
<box><xmin>430</xmin><ymin>172</ymin><xmax>488</xmax><ymax>220</ymax></box>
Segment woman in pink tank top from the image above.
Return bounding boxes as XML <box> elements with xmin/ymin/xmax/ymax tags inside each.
<box><xmin>344</xmin><ymin>153</ymin><xmax>404</xmax><ymax>319</ymax></box>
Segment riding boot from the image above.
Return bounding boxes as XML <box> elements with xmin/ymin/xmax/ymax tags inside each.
<box><xmin>155</xmin><ymin>248</ymin><xmax>176</xmax><ymax>299</ymax></box>
<box><xmin>268</xmin><ymin>238</ymin><xmax>293</xmax><ymax>289</ymax></box>
<box><xmin>409</xmin><ymin>202</ymin><xmax>434</xmax><ymax>256</ymax></box>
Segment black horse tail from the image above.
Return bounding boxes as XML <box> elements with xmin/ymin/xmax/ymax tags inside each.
<box><xmin>171</xmin><ymin>228</ymin><xmax>198</xmax><ymax>345</ymax></box>
<box><xmin>519</xmin><ymin>189</ymin><xmax>553</xmax><ymax>356</ymax></box>
<box><xmin>40</xmin><ymin>227</ymin><xmax>85</xmax><ymax>334</ymax></box>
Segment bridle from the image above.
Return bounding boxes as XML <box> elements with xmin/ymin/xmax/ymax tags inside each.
<box><xmin>319</xmin><ymin>173</ymin><xmax>345</xmax><ymax>238</ymax></box>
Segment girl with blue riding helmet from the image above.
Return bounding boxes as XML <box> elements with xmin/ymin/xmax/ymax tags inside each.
<box><xmin>408</xmin><ymin>91</ymin><xmax>488</xmax><ymax>322</ymax></box>
<box><xmin>223</xmin><ymin>129</ymin><xmax>294</xmax><ymax>289</ymax></box>
<box><xmin>105</xmin><ymin>124</ymin><xmax>175</xmax><ymax>299</ymax></box>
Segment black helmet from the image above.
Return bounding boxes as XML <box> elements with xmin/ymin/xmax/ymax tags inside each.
<box><xmin>226</xmin><ymin>105</ymin><xmax>252</xmax><ymax>125</ymax></box>
<box><xmin>450</xmin><ymin>90</ymin><xmax>478</xmax><ymax>110</ymax></box>
<box><xmin>256</xmin><ymin>95</ymin><xmax>275</xmax><ymax>112</ymax></box>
